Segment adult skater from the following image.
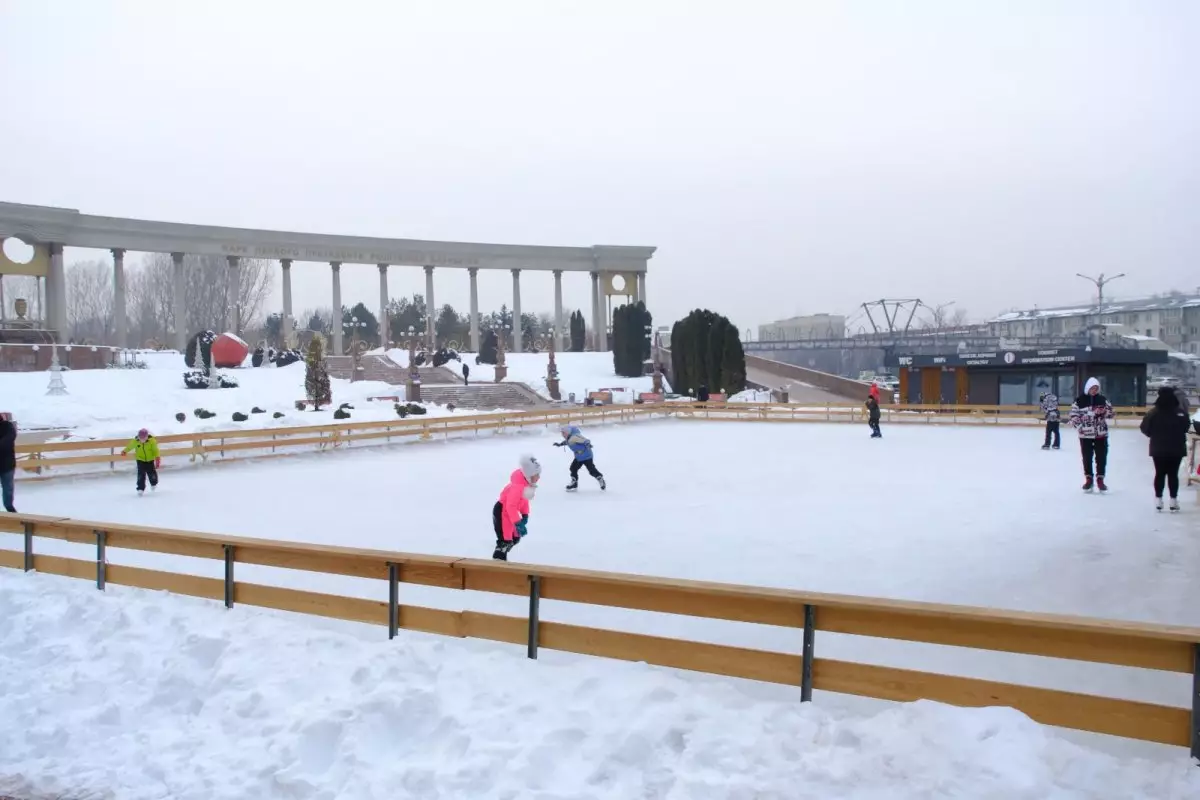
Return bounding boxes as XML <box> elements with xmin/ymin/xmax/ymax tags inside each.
<box><xmin>1139</xmin><ymin>386</ymin><xmax>1190</xmax><ymax>511</ymax></box>
<box><xmin>1040</xmin><ymin>391</ymin><xmax>1060</xmax><ymax>450</ymax></box>
<box><xmin>0</xmin><ymin>412</ymin><xmax>17</xmax><ymax>513</ymax></box>
<box><xmin>1069</xmin><ymin>378</ymin><xmax>1114</xmax><ymax>492</ymax></box>
<box><xmin>865</xmin><ymin>394</ymin><xmax>882</xmax><ymax>438</ymax></box>
<box><xmin>493</xmin><ymin>454</ymin><xmax>540</xmax><ymax>561</ymax></box>
<box><xmin>555</xmin><ymin>424</ymin><xmax>606</xmax><ymax>491</ymax></box>
<box><xmin>122</xmin><ymin>428</ymin><xmax>161</xmax><ymax>495</ymax></box>
<box><xmin>462</xmin><ymin>362</ymin><xmax>470</xmax><ymax>386</ymax></box>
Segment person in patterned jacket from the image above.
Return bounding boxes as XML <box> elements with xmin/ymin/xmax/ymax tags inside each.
<box><xmin>1069</xmin><ymin>378</ymin><xmax>1114</xmax><ymax>492</ymax></box>
<box><xmin>1039</xmin><ymin>391</ymin><xmax>1060</xmax><ymax>450</ymax></box>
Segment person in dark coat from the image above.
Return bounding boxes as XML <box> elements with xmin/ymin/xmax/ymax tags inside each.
<box><xmin>1139</xmin><ymin>387</ymin><xmax>1190</xmax><ymax>511</ymax></box>
<box><xmin>697</xmin><ymin>384</ymin><xmax>710</xmax><ymax>403</ymax></box>
<box><xmin>0</xmin><ymin>414</ymin><xmax>17</xmax><ymax>513</ymax></box>
<box><xmin>462</xmin><ymin>363</ymin><xmax>470</xmax><ymax>386</ymax></box>
<box><xmin>865</xmin><ymin>395</ymin><xmax>882</xmax><ymax>438</ymax></box>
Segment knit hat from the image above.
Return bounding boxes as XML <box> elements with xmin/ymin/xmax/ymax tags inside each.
<box><xmin>519</xmin><ymin>453</ymin><xmax>541</xmax><ymax>481</ymax></box>
<box><xmin>137</xmin><ymin>428</ymin><xmax>149</xmax><ymax>440</ymax></box>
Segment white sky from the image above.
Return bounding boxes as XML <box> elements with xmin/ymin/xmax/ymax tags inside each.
<box><xmin>1</xmin><ymin>1</ymin><xmax>1196</xmax><ymax>332</ymax></box>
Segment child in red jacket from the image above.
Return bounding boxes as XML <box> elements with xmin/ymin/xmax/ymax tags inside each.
<box><xmin>492</xmin><ymin>454</ymin><xmax>541</xmax><ymax>560</ymax></box>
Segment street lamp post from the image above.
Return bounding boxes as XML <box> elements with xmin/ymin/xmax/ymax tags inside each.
<box><xmin>1077</xmin><ymin>272</ymin><xmax>1126</xmax><ymax>318</ymax></box>
<box><xmin>545</xmin><ymin>327</ymin><xmax>561</xmax><ymax>400</ymax></box>
<box><xmin>405</xmin><ymin>326</ymin><xmax>421</xmax><ymax>402</ymax></box>
<box><xmin>343</xmin><ymin>316</ymin><xmax>368</xmax><ymax>382</ymax></box>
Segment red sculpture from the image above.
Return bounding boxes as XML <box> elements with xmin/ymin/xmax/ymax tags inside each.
<box><xmin>211</xmin><ymin>333</ymin><xmax>250</xmax><ymax>368</ymax></box>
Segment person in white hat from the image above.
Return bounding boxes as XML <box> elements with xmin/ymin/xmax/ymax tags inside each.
<box><xmin>1068</xmin><ymin>377</ymin><xmax>1114</xmax><ymax>492</ymax></box>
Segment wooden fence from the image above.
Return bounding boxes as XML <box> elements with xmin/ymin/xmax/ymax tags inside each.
<box><xmin>1</xmin><ymin>513</ymin><xmax>1197</xmax><ymax>755</ymax></box>
<box><xmin>13</xmin><ymin>401</ymin><xmax>1152</xmax><ymax>478</ymax></box>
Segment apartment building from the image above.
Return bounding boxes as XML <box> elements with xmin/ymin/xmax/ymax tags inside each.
<box><xmin>989</xmin><ymin>293</ymin><xmax>1200</xmax><ymax>355</ymax></box>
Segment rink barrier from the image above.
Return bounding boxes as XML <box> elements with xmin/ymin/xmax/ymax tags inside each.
<box><xmin>2</xmin><ymin>512</ymin><xmax>1199</xmax><ymax>756</ymax></box>
<box><xmin>12</xmin><ymin>401</ymin><xmax>1153</xmax><ymax>478</ymax></box>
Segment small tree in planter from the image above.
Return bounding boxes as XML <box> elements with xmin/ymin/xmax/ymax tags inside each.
<box><xmin>304</xmin><ymin>337</ymin><xmax>332</xmax><ymax>410</ymax></box>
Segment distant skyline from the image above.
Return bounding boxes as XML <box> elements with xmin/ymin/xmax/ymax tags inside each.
<box><xmin>2</xmin><ymin>1</ymin><xmax>1196</xmax><ymax>334</ymax></box>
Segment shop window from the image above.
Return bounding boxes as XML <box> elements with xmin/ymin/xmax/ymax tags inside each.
<box><xmin>1056</xmin><ymin>374</ymin><xmax>1077</xmax><ymax>402</ymax></box>
<box><xmin>999</xmin><ymin>374</ymin><xmax>1031</xmax><ymax>406</ymax></box>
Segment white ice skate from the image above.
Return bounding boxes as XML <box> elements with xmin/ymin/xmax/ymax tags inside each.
<box><xmin>1169</xmin><ymin>497</ymin><xmax>1180</xmax><ymax>513</ymax></box>
<box><xmin>1155</xmin><ymin>497</ymin><xmax>1164</xmax><ymax>511</ymax></box>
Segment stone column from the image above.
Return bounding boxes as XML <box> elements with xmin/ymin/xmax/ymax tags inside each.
<box><xmin>281</xmin><ymin>259</ymin><xmax>293</xmax><ymax>345</ymax></box>
<box><xmin>553</xmin><ymin>269</ymin><xmax>564</xmax><ymax>348</ymax></box>
<box><xmin>112</xmin><ymin>248</ymin><xmax>127</xmax><ymax>348</ymax></box>
<box><xmin>424</xmin><ymin>265</ymin><xmax>436</xmax><ymax>349</ymax></box>
<box><xmin>331</xmin><ymin>262</ymin><xmax>343</xmax><ymax>354</ymax></box>
<box><xmin>226</xmin><ymin>255</ymin><xmax>241</xmax><ymax>334</ymax></box>
<box><xmin>590</xmin><ymin>271</ymin><xmax>604</xmax><ymax>351</ymax></box>
<box><xmin>468</xmin><ymin>267</ymin><xmax>480</xmax><ymax>352</ymax></box>
<box><xmin>511</xmin><ymin>269</ymin><xmax>523</xmax><ymax>352</ymax></box>
<box><xmin>638</xmin><ymin>272</ymin><xmax>647</xmax><ymax>308</ymax></box>
<box><xmin>46</xmin><ymin>243</ymin><xmax>66</xmax><ymax>339</ymax></box>
<box><xmin>172</xmin><ymin>252</ymin><xmax>186</xmax><ymax>350</ymax></box>
<box><xmin>377</xmin><ymin>263</ymin><xmax>389</xmax><ymax>348</ymax></box>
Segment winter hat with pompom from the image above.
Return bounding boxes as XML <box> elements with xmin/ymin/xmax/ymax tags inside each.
<box><xmin>519</xmin><ymin>453</ymin><xmax>541</xmax><ymax>481</ymax></box>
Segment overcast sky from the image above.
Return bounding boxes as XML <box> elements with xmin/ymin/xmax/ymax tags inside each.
<box><xmin>1</xmin><ymin>1</ymin><xmax>1196</xmax><ymax>334</ymax></box>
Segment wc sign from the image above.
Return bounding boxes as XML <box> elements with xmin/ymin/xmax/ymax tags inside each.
<box><xmin>898</xmin><ymin>356</ymin><xmax>913</xmax><ymax>366</ymax></box>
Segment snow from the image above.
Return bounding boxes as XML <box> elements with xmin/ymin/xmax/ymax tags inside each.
<box><xmin>0</xmin><ymin>350</ymin><xmax>459</xmax><ymax>441</ymax></box>
<box><xmin>4</xmin><ymin>422</ymin><xmax>1200</xmax><ymax>794</ymax></box>
<box><xmin>5</xmin><ymin>573</ymin><xmax>1199</xmax><ymax>799</ymax></box>
<box><xmin>385</xmin><ymin>349</ymin><xmax>669</xmax><ymax>402</ymax></box>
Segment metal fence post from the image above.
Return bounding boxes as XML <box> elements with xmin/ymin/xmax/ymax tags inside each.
<box><xmin>223</xmin><ymin>544</ymin><xmax>235</xmax><ymax>608</ymax></box>
<box><xmin>95</xmin><ymin>529</ymin><xmax>107</xmax><ymax>590</ymax></box>
<box><xmin>527</xmin><ymin>575</ymin><xmax>541</xmax><ymax>660</ymax></box>
<box><xmin>387</xmin><ymin>562</ymin><xmax>399</xmax><ymax>640</ymax></box>
<box><xmin>22</xmin><ymin>521</ymin><xmax>33</xmax><ymax>572</ymax></box>
<box><xmin>1191</xmin><ymin>643</ymin><xmax>1200</xmax><ymax>762</ymax></box>
<box><xmin>801</xmin><ymin>604</ymin><xmax>815</xmax><ymax>702</ymax></box>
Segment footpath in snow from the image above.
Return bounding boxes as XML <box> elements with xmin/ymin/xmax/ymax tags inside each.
<box><xmin>3</xmin><ymin>572</ymin><xmax>1199</xmax><ymax>800</ymax></box>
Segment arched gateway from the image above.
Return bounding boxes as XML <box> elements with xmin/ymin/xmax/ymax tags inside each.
<box><xmin>0</xmin><ymin>201</ymin><xmax>654</xmax><ymax>354</ymax></box>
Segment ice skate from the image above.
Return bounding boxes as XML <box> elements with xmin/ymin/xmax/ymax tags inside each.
<box><xmin>1096</xmin><ymin>476</ymin><xmax>1107</xmax><ymax>493</ymax></box>
<box><xmin>1081</xmin><ymin>476</ymin><xmax>1094</xmax><ymax>492</ymax></box>
<box><xmin>1155</xmin><ymin>497</ymin><xmax>1164</xmax><ymax>511</ymax></box>
<box><xmin>1169</xmin><ymin>497</ymin><xmax>1180</xmax><ymax>512</ymax></box>
<box><xmin>137</xmin><ymin>489</ymin><xmax>144</xmax><ymax>497</ymax></box>
<box><xmin>566</xmin><ymin>478</ymin><xmax>578</xmax><ymax>491</ymax></box>
<box><xmin>1041</xmin><ymin>444</ymin><xmax>1050</xmax><ymax>450</ymax></box>
<box><xmin>598</xmin><ymin>476</ymin><xmax>606</xmax><ymax>491</ymax></box>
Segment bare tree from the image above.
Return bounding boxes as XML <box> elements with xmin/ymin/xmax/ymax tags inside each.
<box><xmin>65</xmin><ymin>260</ymin><xmax>115</xmax><ymax>342</ymax></box>
<box><xmin>129</xmin><ymin>254</ymin><xmax>275</xmax><ymax>342</ymax></box>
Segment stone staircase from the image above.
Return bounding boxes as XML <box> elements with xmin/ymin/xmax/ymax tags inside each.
<box><xmin>325</xmin><ymin>354</ymin><xmax>461</xmax><ymax>385</ymax></box>
<box><xmin>418</xmin><ymin>382</ymin><xmax>548</xmax><ymax>410</ymax></box>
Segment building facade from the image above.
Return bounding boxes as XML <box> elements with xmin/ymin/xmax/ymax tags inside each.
<box><xmin>989</xmin><ymin>294</ymin><xmax>1200</xmax><ymax>356</ymax></box>
<box><xmin>757</xmin><ymin>313</ymin><xmax>846</xmax><ymax>342</ymax></box>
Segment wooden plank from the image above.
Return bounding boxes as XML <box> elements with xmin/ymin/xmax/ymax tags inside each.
<box><xmin>817</xmin><ymin>605</ymin><xmax>1195</xmax><ymax>674</ymax></box>
<box><xmin>462</xmin><ymin>564</ymin><xmax>531</xmax><ymax>596</ymax></box>
<box><xmin>105</xmin><ymin>564</ymin><xmax>224</xmax><ymax>600</ymax></box>
<box><xmin>32</xmin><ymin>553</ymin><xmax>95</xmax><ymax>580</ymax></box>
<box><xmin>539</xmin><ymin>621</ymin><xmax>801</xmax><ymax>685</ymax></box>
<box><xmin>0</xmin><ymin>514</ymin><xmax>72</xmax><ymax>534</ymax></box>
<box><xmin>401</xmin><ymin>562</ymin><xmax>464</xmax><ymax>589</ymax></box>
<box><xmin>235</xmin><ymin>544</ymin><xmax>388</xmax><ymax>580</ymax></box>
<box><xmin>538</xmin><ymin>574</ymin><xmax>806</xmax><ymax>627</ymax></box>
<box><xmin>462</xmin><ymin>610</ymin><xmax>526</xmax><ymax>644</ymax></box>
<box><xmin>400</xmin><ymin>605</ymin><xmax>463</xmax><ymax>637</ymax></box>
<box><xmin>105</xmin><ymin>530</ymin><xmax>227</xmax><ymax>561</ymax></box>
<box><xmin>0</xmin><ymin>549</ymin><xmax>22</xmax><ymax>569</ymax></box>
<box><xmin>235</xmin><ymin>582</ymin><xmax>388</xmax><ymax>625</ymax></box>
<box><xmin>812</xmin><ymin>658</ymin><xmax>1191</xmax><ymax>747</ymax></box>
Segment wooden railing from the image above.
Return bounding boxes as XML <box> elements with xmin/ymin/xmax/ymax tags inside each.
<box><xmin>2</xmin><ymin>513</ymin><xmax>1197</xmax><ymax>755</ymax></box>
<box><xmin>14</xmin><ymin>401</ymin><xmax>1152</xmax><ymax>477</ymax></box>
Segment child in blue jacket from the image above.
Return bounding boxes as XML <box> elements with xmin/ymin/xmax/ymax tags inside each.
<box><xmin>555</xmin><ymin>424</ymin><xmax>606</xmax><ymax>491</ymax></box>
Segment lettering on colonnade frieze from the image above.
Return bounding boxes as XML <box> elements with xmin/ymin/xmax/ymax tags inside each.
<box><xmin>219</xmin><ymin>242</ymin><xmax>481</xmax><ymax>267</ymax></box>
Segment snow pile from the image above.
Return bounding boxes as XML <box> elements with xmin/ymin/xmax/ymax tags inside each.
<box><xmin>0</xmin><ymin>353</ymin><xmax>459</xmax><ymax>441</ymax></box>
<box><xmin>387</xmin><ymin>349</ymin><xmax>668</xmax><ymax>402</ymax></box>
<box><xmin>2</xmin><ymin>572</ymin><xmax>1196</xmax><ymax>800</ymax></box>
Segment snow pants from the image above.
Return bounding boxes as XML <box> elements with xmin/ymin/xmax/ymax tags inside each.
<box><xmin>1152</xmin><ymin>455</ymin><xmax>1183</xmax><ymax>499</ymax></box>
<box><xmin>569</xmin><ymin>458</ymin><xmax>603</xmax><ymax>480</ymax></box>
<box><xmin>1043</xmin><ymin>420</ymin><xmax>1060</xmax><ymax>448</ymax></box>
<box><xmin>1079</xmin><ymin>438</ymin><xmax>1108</xmax><ymax>478</ymax></box>
<box><xmin>492</xmin><ymin>500</ymin><xmax>517</xmax><ymax>560</ymax></box>
<box><xmin>1</xmin><ymin>469</ymin><xmax>15</xmax><ymax>513</ymax></box>
<box><xmin>136</xmin><ymin>460</ymin><xmax>159</xmax><ymax>492</ymax></box>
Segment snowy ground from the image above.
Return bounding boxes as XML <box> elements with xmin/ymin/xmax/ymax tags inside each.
<box><xmin>3</xmin><ymin>422</ymin><xmax>1199</xmax><ymax>796</ymax></box>
<box><xmin>4</xmin><ymin>571</ymin><xmax>1199</xmax><ymax>800</ymax></box>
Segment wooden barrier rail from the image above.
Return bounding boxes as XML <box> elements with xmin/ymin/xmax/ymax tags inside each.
<box><xmin>1</xmin><ymin>513</ymin><xmax>1197</xmax><ymax>754</ymax></box>
<box><xmin>13</xmin><ymin>401</ymin><xmax>1153</xmax><ymax>477</ymax></box>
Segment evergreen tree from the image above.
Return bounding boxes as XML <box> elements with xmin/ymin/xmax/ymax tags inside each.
<box><xmin>341</xmin><ymin>302</ymin><xmax>379</xmax><ymax>346</ymax></box>
<box><xmin>304</xmin><ymin>336</ymin><xmax>332</xmax><ymax>410</ymax></box>
<box><xmin>669</xmin><ymin>309</ymin><xmax>745</xmax><ymax>395</ymax></box>
<box><xmin>478</xmin><ymin>329</ymin><xmax>499</xmax><ymax>364</ymax></box>
<box><xmin>569</xmin><ymin>310</ymin><xmax>586</xmax><ymax>351</ymax></box>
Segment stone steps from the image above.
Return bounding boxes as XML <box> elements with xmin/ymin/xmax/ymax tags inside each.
<box><xmin>418</xmin><ymin>383</ymin><xmax>546</xmax><ymax>410</ymax></box>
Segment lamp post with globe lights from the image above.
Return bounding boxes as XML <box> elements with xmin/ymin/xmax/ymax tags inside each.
<box><xmin>344</xmin><ymin>315</ymin><xmax>368</xmax><ymax>382</ymax></box>
<box><xmin>404</xmin><ymin>325</ymin><xmax>421</xmax><ymax>401</ymax></box>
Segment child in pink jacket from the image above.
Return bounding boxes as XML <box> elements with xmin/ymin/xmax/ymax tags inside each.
<box><xmin>492</xmin><ymin>454</ymin><xmax>541</xmax><ymax>560</ymax></box>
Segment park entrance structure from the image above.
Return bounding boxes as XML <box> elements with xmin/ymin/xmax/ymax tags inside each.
<box><xmin>0</xmin><ymin>202</ymin><xmax>655</xmax><ymax>353</ymax></box>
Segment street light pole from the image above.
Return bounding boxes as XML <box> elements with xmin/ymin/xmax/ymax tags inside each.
<box><xmin>1076</xmin><ymin>272</ymin><xmax>1126</xmax><ymax>317</ymax></box>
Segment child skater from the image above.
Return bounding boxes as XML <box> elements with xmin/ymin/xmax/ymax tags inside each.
<box><xmin>865</xmin><ymin>394</ymin><xmax>882</xmax><ymax>438</ymax></box>
<box><xmin>555</xmin><ymin>424</ymin><xmax>606</xmax><ymax>491</ymax></box>
<box><xmin>493</xmin><ymin>454</ymin><xmax>540</xmax><ymax>561</ymax></box>
<box><xmin>122</xmin><ymin>428</ymin><xmax>161</xmax><ymax>495</ymax></box>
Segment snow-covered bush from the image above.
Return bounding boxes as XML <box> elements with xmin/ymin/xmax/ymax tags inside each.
<box><xmin>251</xmin><ymin>406</ymin><xmax>266</xmax><ymax>414</ymax></box>
<box><xmin>333</xmin><ymin>408</ymin><xmax>351</xmax><ymax>420</ymax></box>
<box><xmin>232</xmin><ymin>412</ymin><xmax>249</xmax><ymax>422</ymax></box>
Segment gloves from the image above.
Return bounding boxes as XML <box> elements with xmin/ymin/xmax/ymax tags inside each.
<box><xmin>515</xmin><ymin>517</ymin><xmax>528</xmax><ymax>539</ymax></box>
<box><xmin>121</xmin><ymin>450</ymin><xmax>128</xmax><ymax>457</ymax></box>
<box><xmin>553</xmin><ymin>441</ymin><xmax>565</xmax><ymax>447</ymax></box>
<box><xmin>155</xmin><ymin>457</ymin><xmax>161</xmax><ymax>469</ymax></box>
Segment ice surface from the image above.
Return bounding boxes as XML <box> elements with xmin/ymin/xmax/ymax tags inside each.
<box><xmin>4</xmin><ymin>419</ymin><xmax>1200</xmax><ymax>795</ymax></box>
